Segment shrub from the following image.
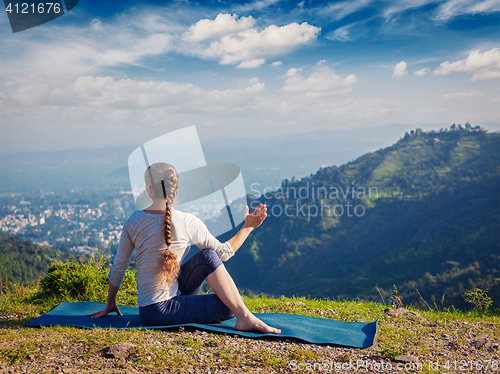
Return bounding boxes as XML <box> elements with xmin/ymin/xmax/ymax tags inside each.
<box><xmin>30</xmin><ymin>255</ymin><xmax>138</xmax><ymax>306</ymax></box>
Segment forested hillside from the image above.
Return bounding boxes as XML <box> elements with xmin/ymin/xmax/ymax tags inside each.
<box><xmin>224</xmin><ymin>126</ymin><xmax>500</xmax><ymax>310</ymax></box>
<box><xmin>0</xmin><ymin>233</ymin><xmax>89</xmax><ymax>284</ymax></box>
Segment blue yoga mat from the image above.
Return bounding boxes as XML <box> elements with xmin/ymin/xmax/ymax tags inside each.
<box><xmin>27</xmin><ymin>302</ymin><xmax>377</xmax><ymax>348</ymax></box>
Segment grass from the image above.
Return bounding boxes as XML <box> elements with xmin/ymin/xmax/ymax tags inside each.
<box><xmin>0</xmin><ymin>260</ymin><xmax>499</xmax><ymax>372</ymax></box>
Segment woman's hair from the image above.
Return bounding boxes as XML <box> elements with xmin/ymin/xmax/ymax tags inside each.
<box><xmin>144</xmin><ymin>162</ymin><xmax>180</xmax><ymax>286</ymax></box>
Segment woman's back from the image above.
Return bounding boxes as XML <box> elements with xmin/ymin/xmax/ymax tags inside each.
<box><xmin>108</xmin><ymin>209</ymin><xmax>234</xmax><ymax>307</ymax></box>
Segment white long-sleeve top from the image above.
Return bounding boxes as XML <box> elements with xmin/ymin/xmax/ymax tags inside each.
<box><xmin>108</xmin><ymin>209</ymin><xmax>234</xmax><ymax>307</ymax></box>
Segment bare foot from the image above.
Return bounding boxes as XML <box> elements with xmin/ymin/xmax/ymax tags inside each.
<box><xmin>235</xmin><ymin>315</ymin><xmax>281</xmax><ymax>334</ymax></box>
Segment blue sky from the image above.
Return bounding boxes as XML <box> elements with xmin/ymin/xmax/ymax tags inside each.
<box><xmin>0</xmin><ymin>0</ymin><xmax>499</xmax><ymax>152</ymax></box>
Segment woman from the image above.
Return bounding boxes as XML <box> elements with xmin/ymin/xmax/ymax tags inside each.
<box><xmin>91</xmin><ymin>162</ymin><xmax>280</xmax><ymax>334</ymax></box>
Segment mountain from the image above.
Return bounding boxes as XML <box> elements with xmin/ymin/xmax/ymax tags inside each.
<box><xmin>0</xmin><ymin>233</ymin><xmax>90</xmax><ymax>285</ymax></box>
<box><xmin>224</xmin><ymin>126</ymin><xmax>500</xmax><ymax>310</ymax></box>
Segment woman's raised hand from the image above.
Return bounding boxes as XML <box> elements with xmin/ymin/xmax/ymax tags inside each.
<box><xmin>227</xmin><ymin>204</ymin><xmax>266</xmax><ymax>252</ymax></box>
<box><xmin>243</xmin><ymin>204</ymin><xmax>267</xmax><ymax>230</ymax></box>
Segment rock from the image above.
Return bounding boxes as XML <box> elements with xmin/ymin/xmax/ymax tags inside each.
<box><xmin>472</xmin><ymin>336</ymin><xmax>492</xmax><ymax>350</ymax></box>
<box><xmin>384</xmin><ymin>308</ymin><xmax>423</xmax><ymax>319</ymax></box>
<box><xmin>102</xmin><ymin>342</ymin><xmax>136</xmax><ymax>359</ymax></box>
<box><xmin>394</xmin><ymin>355</ymin><xmax>419</xmax><ymax>364</ymax></box>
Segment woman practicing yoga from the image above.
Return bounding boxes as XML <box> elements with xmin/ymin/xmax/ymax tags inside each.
<box><xmin>91</xmin><ymin>162</ymin><xmax>281</xmax><ymax>334</ymax></box>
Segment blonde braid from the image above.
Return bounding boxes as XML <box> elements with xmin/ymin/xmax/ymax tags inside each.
<box><xmin>144</xmin><ymin>163</ymin><xmax>180</xmax><ymax>286</ymax></box>
<box><xmin>161</xmin><ymin>173</ymin><xmax>180</xmax><ymax>285</ymax></box>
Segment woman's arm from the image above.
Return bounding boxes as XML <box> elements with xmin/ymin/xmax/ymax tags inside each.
<box><xmin>227</xmin><ymin>204</ymin><xmax>267</xmax><ymax>253</ymax></box>
<box><xmin>90</xmin><ymin>282</ymin><xmax>122</xmax><ymax>318</ymax></box>
<box><xmin>91</xmin><ymin>221</ymin><xmax>134</xmax><ymax>318</ymax></box>
<box><xmin>190</xmin><ymin>204</ymin><xmax>267</xmax><ymax>260</ymax></box>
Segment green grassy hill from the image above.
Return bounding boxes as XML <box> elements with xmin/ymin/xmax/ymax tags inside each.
<box><xmin>0</xmin><ymin>260</ymin><xmax>498</xmax><ymax>373</ymax></box>
<box><xmin>225</xmin><ymin>127</ymin><xmax>500</xmax><ymax>310</ymax></box>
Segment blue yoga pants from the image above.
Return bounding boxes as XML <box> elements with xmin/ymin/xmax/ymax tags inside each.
<box><xmin>139</xmin><ymin>249</ymin><xmax>235</xmax><ymax>325</ymax></box>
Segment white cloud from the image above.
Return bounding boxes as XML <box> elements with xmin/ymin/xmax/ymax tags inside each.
<box><xmin>3</xmin><ymin>11</ymin><xmax>319</xmax><ymax>79</ymax></box>
<box><xmin>128</xmin><ymin>13</ymin><xmax>184</xmax><ymax>34</ymax></box>
<box><xmin>434</xmin><ymin>0</ymin><xmax>500</xmax><ymax>21</ymax></box>
<box><xmin>413</xmin><ymin>68</ymin><xmax>429</xmax><ymax>77</ymax></box>
<box><xmin>90</xmin><ymin>18</ymin><xmax>102</xmax><ymax>30</ymax></box>
<box><xmin>2</xmin><ymin>65</ymin><xmax>498</xmax><ymax>152</ymax></box>
<box><xmin>179</xmin><ymin>14</ymin><xmax>321</xmax><ymax>68</ymax></box>
<box><xmin>232</xmin><ymin>0</ymin><xmax>281</xmax><ymax>12</ymax></box>
<box><xmin>66</xmin><ymin>76</ymin><xmax>204</xmax><ymax>108</ymax></box>
<box><xmin>11</xmin><ymin>84</ymin><xmax>50</xmax><ymax>105</ymax></box>
<box><xmin>392</xmin><ymin>61</ymin><xmax>408</xmax><ymax>79</ymax></box>
<box><xmin>322</xmin><ymin>0</ymin><xmax>374</xmax><ymax>21</ymax></box>
<box><xmin>4</xmin><ymin>73</ymin><xmax>267</xmax><ymax>112</ymax></box>
<box><xmin>434</xmin><ymin>48</ymin><xmax>500</xmax><ymax>81</ymax></box>
<box><xmin>325</xmin><ymin>25</ymin><xmax>351</xmax><ymax>42</ymax></box>
<box><xmin>210</xmin><ymin>82</ymin><xmax>266</xmax><ymax>97</ymax></box>
<box><xmin>283</xmin><ymin>65</ymin><xmax>357</xmax><ymax>97</ymax></box>
<box><xmin>182</xmin><ymin>13</ymin><xmax>255</xmax><ymax>42</ymax></box>
<box><xmin>10</xmin><ymin>24</ymin><xmax>173</xmax><ymax>80</ymax></box>
<box><xmin>313</xmin><ymin>0</ymin><xmax>500</xmax><ymax>39</ymax></box>
<box><xmin>271</xmin><ymin>61</ymin><xmax>283</xmax><ymax>67</ymax></box>
<box><xmin>73</xmin><ymin>75</ymin><xmax>266</xmax><ymax>107</ymax></box>
<box><xmin>237</xmin><ymin>59</ymin><xmax>266</xmax><ymax>68</ymax></box>
<box><xmin>382</xmin><ymin>0</ymin><xmax>434</xmax><ymax>21</ymax></box>
<box><xmin>286</xmin><ymin>68</ymin><xmax>301</xmax><ymax>77</ymax></box>
<box><xmin>201</xmin><ymin>20</ymin><xmax>320</xmax><ymax>66</ymax></box>
<box><xmin>443</xmin><ymin>90</ymin><xmax>484</xmax><ymax>99</ymax></box>
<box><xmin>381</xmin><ymin>0</ymin><xmax>500</xmax><ymax>22</ymax></box>
<box><xmin>324</xmin><ymin>20</ymin><xmax>370</xmax><ymax>42</ymax></box>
